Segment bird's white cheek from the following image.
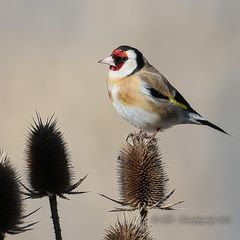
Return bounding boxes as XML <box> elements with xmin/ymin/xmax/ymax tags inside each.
<box><xmin>126</xmin><ymin>60</ymin><xmax>137</xmax><ymax>70</ymax></box>
<box><xmin>108</xmin><ymin>59</ymin><xmax>137</xmax><ymax>79</ymax></box>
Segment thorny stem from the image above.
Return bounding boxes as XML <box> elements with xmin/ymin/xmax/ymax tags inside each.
<box><xmin>49</xmin><ymin>194</ymin><xmax>62</xmax><ymax>240</ymax></box>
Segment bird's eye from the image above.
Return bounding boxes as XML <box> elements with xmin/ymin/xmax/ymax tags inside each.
<box><xmin>114</xmin><ymin>57</ymin><xmax>122</xmax><ymax>63</ymax></box>
<box><xmin>114</xmin><ymin>56</ymin><xmax>128</xmax><ymax>64</ymax></box>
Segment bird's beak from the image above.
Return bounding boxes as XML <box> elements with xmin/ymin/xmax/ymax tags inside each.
<box><xmin>98</xmin><ymin>56</ymin><xmax>116</xmax><ymax>67</ymax></box>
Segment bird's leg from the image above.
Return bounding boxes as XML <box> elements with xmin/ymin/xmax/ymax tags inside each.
<box><xmin>138</xmin><ymin>129</ymin><xmax>143</xmax><ymax>137</ymax></box>
<box><xmin>127</xmin><ymin>126</ymin><xmax>144</xmax><ymax>141</ymax></box>
<box><xmin>126</xmin><ymin>126</ymin><xmax>158</xmax><ymax>143</ymax></box>
<box><xmin>148</xmin><ymin>128</ymin><xmax>160</xmax><ymax>142</ymax></box>
<box><xmin>126</xmin><ymin>131</ymin><xmax>143</xmax><ymax>143</ymax></box>
<box><xmin>138</xmin><ymin>126</ymin><xmax>150</xmax><ymax>138</ymax></box>
<box><xmin>136</xmin><ymin>126</ymin><xmax>144</xmax><ymax>137</ymax></box>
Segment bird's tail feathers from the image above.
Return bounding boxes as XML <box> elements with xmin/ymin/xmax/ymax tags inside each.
<box><xmin>188</xmin><ymin>113</ymin><xmax>230</xmax><ymax>135</ymax></box>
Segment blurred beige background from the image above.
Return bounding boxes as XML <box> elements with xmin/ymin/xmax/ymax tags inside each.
<box><xmin>0</xmin><ymin>0</ymin><xmax>239</xmax><ymax>239</ymax></box>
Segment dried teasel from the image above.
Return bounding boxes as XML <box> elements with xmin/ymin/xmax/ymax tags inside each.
<box><xmin>0</xmin><ymin>152</ymin><xmax>35</xmax><ymax>239</ymax></box>
<box><xmin>100</xmin><ymin>133</ymin><xmax>182</xmax><ymax>221</ymax></box>
<box><xmin>103</xmin><ymin>217</ymin><xmax>154</xmax><ymax>240</ymax></box>
<box><xmin>23</xmin><ymin>113</ymin><xmax>86</xmax><ymax>198</ymax></box>
<box><xmin>119</xmin><ymin>135</ymin><xmax>168</xmax><ymax>209</ymax></box>
<box><xmin>22</xmin><ymin>113</ymin><xmax>87</xmax><ymax>240</ymax></box>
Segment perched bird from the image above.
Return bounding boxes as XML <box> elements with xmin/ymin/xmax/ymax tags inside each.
<box><xmin>98</xmin><ymin>45</ymin><xmax>228</xmax><ymax>135</ymax></box>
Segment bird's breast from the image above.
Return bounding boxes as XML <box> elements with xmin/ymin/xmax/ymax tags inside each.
<box><xmin>106</xmin><ymin>76</ymin><xmax>162</xmax><ymax>131</ymax></box>
<box><xmin>107</xmin><ymin>75</ymin><xmax>150</xmax><ymax>109</ymax></box>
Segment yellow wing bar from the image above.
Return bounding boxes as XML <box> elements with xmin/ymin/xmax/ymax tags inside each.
<box><xmin>169</xmin><ymin>97</ymin><xmax>188</xmax><ymax>110</ymax></box>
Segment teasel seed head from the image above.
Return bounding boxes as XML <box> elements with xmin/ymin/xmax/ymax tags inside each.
<box><xmin>24</xmin><ymin>114</ymin><xmax>85</xmax><ymax>198</ymax></box>
<box><xmin>0</xmin><ymin>152</ymin><xmax>34</xmax><ymax>238</ymax></box>
<box><xmin>118</xmin><ymin>134</ymin><xmax>168</xmax><ymax>210</ymax></box>
<box><xmin>103</xmin><ymin>217</ymin><xmax>153</xmax><ymax>240</ymax></box>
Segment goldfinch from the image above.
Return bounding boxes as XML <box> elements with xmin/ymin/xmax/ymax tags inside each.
<box><xmin>98</xmin><ymin>45</ymin><xmax>227</xmax><ymax>134</ymax></box>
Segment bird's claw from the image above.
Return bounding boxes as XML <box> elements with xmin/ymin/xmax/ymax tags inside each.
<box><xmin>126</xmin><ymin>129</ymin><xmax>159</xmax><ymax>144</ymax></box>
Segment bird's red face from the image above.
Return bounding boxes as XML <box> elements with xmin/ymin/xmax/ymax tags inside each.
<box><xmin>110</xmin><ymin>49</ymin><xmax>128</xmax><ymax>71</ymax></box>
<box><xmin>98</xmin><ymin>49</ymin><xmax>128</xmax><ymax>71</ymax></box>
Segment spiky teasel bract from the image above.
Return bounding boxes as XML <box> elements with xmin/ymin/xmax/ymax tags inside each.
<box><xmin>103</xmin><ymin>217</ymin><xmax>153</xmax><ymax>240</ymax></box>
<box><xmin>0</xmin><ymin>152</ymin><xmax>35</xmax><ymax>239</ymax></box>
<box><xmin>23</xmin><ymin>113</ymin><xmax>86</xmax><ymax>198</ymax></box>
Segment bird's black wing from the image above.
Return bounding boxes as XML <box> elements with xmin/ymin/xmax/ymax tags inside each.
<box><xmin>145</xmin><ymin>83</ymin><xmax>199</xmax><ymax>114</ymax></box>
<box><xmin>145</xmin><ymin>86</ymin><xmax>169</xmax><ymax>100</ymax></box>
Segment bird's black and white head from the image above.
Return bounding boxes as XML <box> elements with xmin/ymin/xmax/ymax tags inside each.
<box><xmin>98</xmin><ymin>45</ymin><xmax>145</xmax><ymax>78</ymax></box>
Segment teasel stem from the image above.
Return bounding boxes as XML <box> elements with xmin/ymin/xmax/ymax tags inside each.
<box><xmin>48</xmin><ymin>193</ymin><xmax>62</xmax><ymax>240</ymax></box>
<box><xmin>140</xmin><ymin>207</ymin><xmax>148</xmax><ymax>226</ymax></box>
